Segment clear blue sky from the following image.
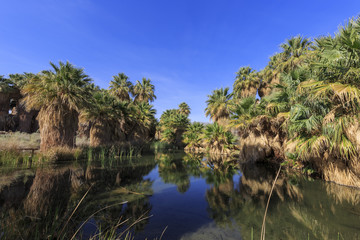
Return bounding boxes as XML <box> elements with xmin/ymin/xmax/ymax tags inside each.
<box><xmin>1</xmin><ymin>1</ymin><xmax>360</xmax><ymax>122</ymax></box>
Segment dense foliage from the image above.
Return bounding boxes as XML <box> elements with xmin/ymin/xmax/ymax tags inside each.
<box><xmin>198</xmin><ymin>16</ymin><xmax>360</xmax><ymax>166</ymax></box>
<box><xmin>0</xmin><ymin>62</ymin><xmax>157</xmax><ymax>149</ymax></box>
<box><xmin>158</xmin><ymin>103</ymin><xmax>191</xmax><ymax>146</ymax></box>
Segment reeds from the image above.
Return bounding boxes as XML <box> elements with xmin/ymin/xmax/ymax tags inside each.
<box><xmin>0</xmin><ymin>143</ymin><xmax>148</xmax><ymax>167</ymax></box>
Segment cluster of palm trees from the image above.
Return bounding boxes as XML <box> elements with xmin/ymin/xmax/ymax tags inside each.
<box><xmin>201</xmin><ymin>16</ymin><xmax>360</xmax><ymax>167</ymax></box>
<box><xmin>158</xmin><ymin>102</ymin><xmax>191</xmax><ymax>146</ymax></box>
<box><xmin>3</xmin><ymin>61</ymin><xmax>157</xmax><ymax>150</ymax></box>
<box><xmin>183</xmin><ymin>122</ymin><xmax>236</xmax><ymax>155</ymax></box>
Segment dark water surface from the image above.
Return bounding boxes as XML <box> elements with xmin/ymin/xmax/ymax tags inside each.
<box><xmin>0</xmin><ymin>152</ymin><xmax>360</xmax><ymax>239</ymax></box>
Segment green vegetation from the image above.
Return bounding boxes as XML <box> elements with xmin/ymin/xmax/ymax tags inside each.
<box><xmin>0</xmin><ymin>62</ymin><xmax>158</xmax><ymax>156</ymax></box>
<box><xmin>185</xmin><ymin>16</ymin><xmax>360</xmax><ymax>185</ymax></box>
<box><xmin>21</xmin><ymin>61</ymin><xmax>93</xmax><ymax>151</ymax></box>
<box><xmin>158</xmin><ymin>103</ymin><xmax>191</xmax><ymax>147</ymax></box>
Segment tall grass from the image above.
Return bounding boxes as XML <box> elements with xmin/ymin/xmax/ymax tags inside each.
<box><xmin>0</xmin><ymin>143</ymin><xmax>149</xmax><ymax>167</ymax></box>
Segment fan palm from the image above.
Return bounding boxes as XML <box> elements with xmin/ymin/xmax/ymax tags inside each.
<box><xmin>203</xmin><ymin>122</ymin><xmax>236</xmax><ymax>155</ymax></box>
<box><xmin>289</xmin><ymin>19</ymin><xmax>360</xmax><ymax>162</ymax></box>
<box><xmin>22</xmin><ymin>61</ymin><xmax>93</xmax><ymax>150</ymax></box>
<box><xmin>277</xmin><ymin>36</ymin><xmax>313</xmax><ymax>73</ymax></box>
<box><xmin>132</xmin><ymin>78</ymin><xmax>156</xmax><ymax>103</ymax></box>
<box><xmin>82</xmin><ymin>90</ymin><xmax>129</xmax><ymax>146</ymax></box>
<box><xmin>159</xmin><ymin>109</ymin><xmax>190</xmax><ymax>145</ymax></box>
<box><xmin>109</xmin><ymin>73</ymin><xmax>133</xmax><ymax>101</ymax></box>
<box><xmin>233</xmin><ymin>67</ymin><xmax>260</xmax><ymax>99</ymax></box>
<box><xmin>178</xmin><ymin>102</ymin><xmax>191</xmax><ymax>116</ymax></box>
<box><xmin>229</xmin><ymin>97</ymin><xmax>265</xmax><ymax>130</ymax></box>
<box><xmin>183</xmin><ymin>122</ymin><xmax>204</xmax><ymax>149</ymax></box>
<box><xmin>205</xmin><ymin>87</ymin><xmax>233</xmax><ymax>124</ymax></box>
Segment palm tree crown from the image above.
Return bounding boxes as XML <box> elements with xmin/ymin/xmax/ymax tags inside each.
<box><xmin>109</xmin><ymin>73</ymin><xmax>133</xmax><ymax>101</ymax></box>
<box><xmin>178</xmin><ymin>102</ymin><xmax>191</xmax><ymax>116</ymax></box>
<box><xmin>22</xmin><ymin>61</ymin><xmax>93</xmax><ymax>111</ymax></box>
<box><xmin>132</xmin><ymin>78</ymin><xmax>156</xmax><ymax>103</ymax></box>
<box><xmin>205</xmin><ymin>87</ymin><xmax>233</xmax><ymax>123</ymax></box>
<box><xmin>233</xmin><ymin>67</ymin><xmax>260</xmax><ymax>99</ymax></box>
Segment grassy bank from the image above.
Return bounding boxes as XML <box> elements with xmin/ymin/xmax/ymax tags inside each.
<box><xmin>0</xmin><ymin>132</ymin><xmax>156</xmax><ymax>166</ymax></box>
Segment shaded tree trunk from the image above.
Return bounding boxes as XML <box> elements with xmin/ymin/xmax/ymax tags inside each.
<box><xmin>38</xmin><ymin>105</ymin><xmax>78</xmax><ymax>151</ymax></box>
<box><xmin>90</xmin><ymin>121</ymin><xmax>113</xmax><ymax>147</ymax></box>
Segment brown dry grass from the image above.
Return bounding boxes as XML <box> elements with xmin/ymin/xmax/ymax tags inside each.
<box><xmin>42</xmin><ymin>146</ymin><xmax>83</xmax><ymax>162</ymax></box>
<box><xmin>322</xmin><ymin>162</ymin><xmax>360</xmax><ymax>188</ymax></box>
<box><xmin>0</xmin><ymin>132</ymin><xmax>90</xmax><ymax>149</ymax></box>
<box><xmin>0</xmin><ymin>132</ymin><xmax>40</xmax><ymax>149</ymax></box>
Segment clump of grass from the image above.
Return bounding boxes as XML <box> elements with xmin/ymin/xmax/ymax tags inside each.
<box><xmin>42</xmin><ymin>146</ymin><xmax>84</xmax><ymax>162</ymax></box>
<box><xmin>0</xmin><ymin>137</ymin><xmax>151</xmax><ymax>166</ymax></box>
<box><xmin>0</xmin><ymin>147</ymin><xmax>24</xmax><ymax>166</ymax></box>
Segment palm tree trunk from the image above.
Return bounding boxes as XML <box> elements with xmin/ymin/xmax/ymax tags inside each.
<box><xmin>89</xmin><ymin>120</ymin><xmax>113</xmax><ymax>147</ymax></box>
<box><xmin>38</xmin><ymin>105</ymin><xmax>78</xmax><ymax>151</ymax></box>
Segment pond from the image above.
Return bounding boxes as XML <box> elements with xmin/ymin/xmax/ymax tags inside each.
<box><xmin>0</xmin><ymin>151</ymin><xmax>359</xmax><ymax>239</ymax></box>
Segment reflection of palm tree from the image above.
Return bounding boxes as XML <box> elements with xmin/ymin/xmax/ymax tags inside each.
<box><xmin>158</xmin><ymin>156</ymin><xmax>191</xmax><ymax>194</ymax></box>
<box><xmin>122</xmin><ymin>198</ymin><xmax>152</xmax><ymax>232</ymax></box>
<box><xmin>205</xmin><ymin>168</ymin><xmax>238</xmax><ymax>227</ymax></box>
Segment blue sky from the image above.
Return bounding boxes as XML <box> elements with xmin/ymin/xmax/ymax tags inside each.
<box><xmin>1</xmin><ymin>1</ymin><xmax>360</xmax><ymax>122</ymax></box>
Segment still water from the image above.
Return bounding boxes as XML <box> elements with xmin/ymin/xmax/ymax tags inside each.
<box><xmin>0</xmin><ymin>152</ymin><xmax>359</xmax><ymax>239</ymax></box>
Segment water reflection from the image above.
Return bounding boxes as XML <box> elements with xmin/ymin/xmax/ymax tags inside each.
<box><xmin>203</xmin><ymin>160</ymin><xmax>360</xmax><ymax>240</ymax></box>
<box><xmin>157</xmin><ymin>153</ymin><xmax>191</xmax><ymax>194</ymax></box>
<box><xmin>0</xmin><ymin>157</ymin><xmax>156</xmax><ymax>239</ymax></box>
<box><xmin>0</xmin><ymin>153</ymin><xmax>360</xmax><ymax>240</ymax></box>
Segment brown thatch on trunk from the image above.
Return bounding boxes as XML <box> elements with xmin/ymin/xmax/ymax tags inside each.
<box><xmin>258</xmin><ymin>75</ymin><xmax>280</xmax><ymax>98</ymax></box>
<box><xmin>90</xmin><ymin>121</ymin><xmax>114</xmax><ymax>147</ymax></box>
<box><xmin>78</xmin><ymin>119</ymin><xmax>91</xmax><ymax>138</ymax></box>
<box><xmin>89</xmin><ymin>120</ymin><xmax>126</xmax><ymax>147</ymax></box>
<box><xmin>239</xmin><ymin>86</ymin><xmax>258</xmax><ymax>98</ymax></box>
<box><xmin>38</xmin><ymin>105</ymin><xmax>78</xmax><ymax>151</ymax></box>
<box><xmin>238</xmin><ymin>115</ymin><xmax>287</xmax><ymax>163</ymax></box>
<box><xmin>125</xmin><ymin>121</ymin><xmax>152</xmax><ymax>145</ymax></box>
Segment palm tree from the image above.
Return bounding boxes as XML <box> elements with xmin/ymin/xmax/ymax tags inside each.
<box><xmin>205</xmin><ymin>87</ymin><xmax>233</xmax><ymax>124</ymax></box>
<box><xmin>82</xmin><ymin>90</ymin><xmax>129</xmax><ymax>146</ymax></box>
<box><xmin>233</xmin><ymin>67</ymin><xmax>260</xmax><ymax>99</ymax></box>
<box><xmin>258</xmin><ymin>54</ymin><xmax>283</xmax><ymax>97</ymax></box>
<box><xmin>178</xmin><ymin>102</ymin><xmax>191</xmax><ymax>116</ymax></box>
<box><xmin>109</xmin><ymin>73</ymin><xmax>133</xmax><ymax>101</ymax></box>
<box><xmin>265</xmin><ymin>68</ymin><xmax>309</xmax><ymax>117</ymax></box>
<box><xmin>129</xmin><ymin>102</ymin><xmax>157</xmax><ymax>141</ymax></box>
<box><xmin>183</xmin><ymin>122</ymin><xmax>204</xmax><ymax>150</ymax></box>
<box><xmin>229</xmin><ymin>97</ymin><xmax>265</xmax><ymax>130</ymax></box>
<box><xmin>289</xmin><ymin>19</ymin><xmax>360</xmax><ymax>162</ymax></box>
<box><xmin>277</xmin><ymin>35</ymin><xmax>313</xmax><ymax>73</ymax></box>
<box><xmin>132</xmin><ymin>78</ymin><xmax>156</xmax><ymax>103</ymax></box>
<box><xmin>22</xmin><ymin>61</ymin><xmax>93</xmax><ymax>150</ymax></box>
<box><xmin>203</xmin><ymin>122</ymin><xmax>236</xmax><ymax>155</ymax></box>
<box><xmin>159</xmin><ymin>109</ymin><xmax>190</xmax><ymax>145</ymax></box>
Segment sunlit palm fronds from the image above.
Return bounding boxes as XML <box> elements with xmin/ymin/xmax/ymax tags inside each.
<box><xmin>205</xmin><ymin>87</ymin><xmax>233</xmax><ymax>123</ymax></box>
